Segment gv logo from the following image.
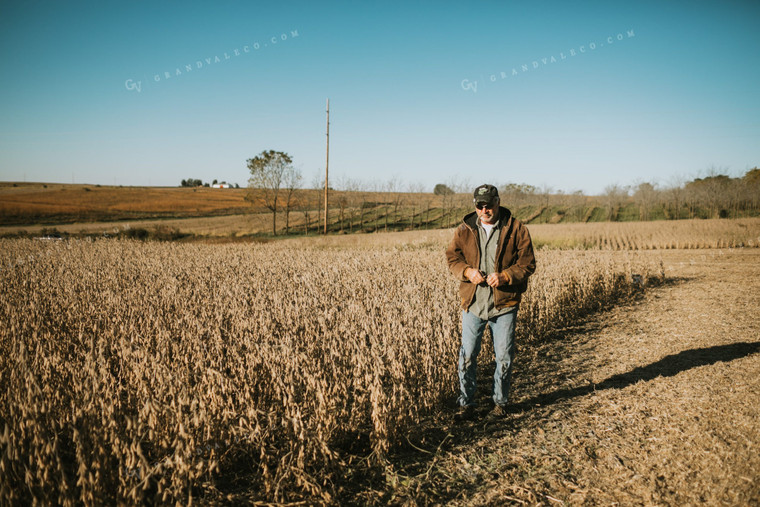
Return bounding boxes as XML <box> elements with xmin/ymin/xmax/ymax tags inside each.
<box><xmin>461</xmin><ymin>79</ymin><xmax>478</xmax><ymax>93</ymax></box>
<box><xmin>125</xmin><ymin>79</ymin><xmax>142</xmax><ymax>92</ymax></box>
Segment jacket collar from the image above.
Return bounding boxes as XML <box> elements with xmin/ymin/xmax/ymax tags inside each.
<box><xmin>463</xmin><ymin>206</ymin><xmax>512</xmax><ymax>231</ymax></box>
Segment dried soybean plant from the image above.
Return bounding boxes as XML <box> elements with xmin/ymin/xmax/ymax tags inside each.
<box><xmin>527</xmin><ymin>217</ymin><xmax>760</xmax><ymax>250</ymax></box>
<box><xmin>0</xmin><ymin>236</ymin><xmax>663</xmax><ymax>504</ymax></box>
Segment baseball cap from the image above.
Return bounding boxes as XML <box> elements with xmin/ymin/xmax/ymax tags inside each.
<box><xmin>473</xmin><ymin>184</ymin><xmax>499</xmax><ymax>205</ymax></box>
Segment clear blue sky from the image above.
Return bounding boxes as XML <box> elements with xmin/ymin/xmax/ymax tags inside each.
<box><xmin>1</xmin><ymin>0</ymin><xmax>758</xmax><ymax>195</ymax></box>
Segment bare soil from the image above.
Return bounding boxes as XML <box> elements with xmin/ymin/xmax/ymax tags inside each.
<box><xmin>358</xmin><ymin>249</ymin><xmax>760</xmax><ymax>505</ymax></box>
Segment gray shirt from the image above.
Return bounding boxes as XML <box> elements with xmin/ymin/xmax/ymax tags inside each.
<box><xmin>469</xmin><ymin>218</ymin><xmax>516</xmax><ymax>320</ymax></box>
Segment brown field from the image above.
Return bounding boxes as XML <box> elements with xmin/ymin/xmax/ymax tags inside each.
<box><xmin>3</xmin><ymin>183</ymin><xmax>759</xmax><ymax>251</ymax></box>
<box><xmin>1</xmin><ymin>224</ymin><xmax>758</xmax><ymax>505</ymax></box>
<box><xmin>3</xmin><ymin>207</ymin><xmax>760</xmax><ymax>256</ymax></box>
<box><xmin>0</xmin><ymin>183</ymin><xmax>251</xmax><ymax>224</ymax></box>
<box><xmin>0</xmin><ymin>182</ymin><xmax>435</xmax><ymax>230</ymax></box>
<box><xmin>527</xmin><ymin>218</ymin><xmax>760</xmax><ymax>249</ymax></box>
<box><xmin>284</xmin><ymin>218</ymin><xmax>760</xmax><ymax>251</ymax></box>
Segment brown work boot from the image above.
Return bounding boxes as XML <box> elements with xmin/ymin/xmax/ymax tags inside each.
<box><xmin>488</xmin><ymin>404</ymin><xmax>509</xmax><ymax>419</ymax></box>
<box><xmin>454</xmin><ymin>405</ymin><xmax>476</xmax><ymax>422</ymax></box>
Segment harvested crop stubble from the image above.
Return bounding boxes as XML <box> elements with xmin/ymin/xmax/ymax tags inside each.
<box><xmin>0</xmin><ymin>238</ymin><xmax>663</xmax><ymax>504</ymax></box>
<box><xmin>528</xmin><ymin>217</ymin><xmax>760</xmax><ymax>250</ymax></box>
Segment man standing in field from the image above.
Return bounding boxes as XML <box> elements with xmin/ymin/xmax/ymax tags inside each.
<box><xmin>446</xmin><ymin>184</ymin><xmax>536</xmax><ymax>420</ymax></box>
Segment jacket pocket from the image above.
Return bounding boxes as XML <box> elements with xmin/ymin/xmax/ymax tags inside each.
<box><xmin>493</xmin><ymin>288</ymin><xmax>518</xmax><ymax>306</ymax></box>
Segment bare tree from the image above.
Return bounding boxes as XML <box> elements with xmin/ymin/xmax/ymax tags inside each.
<box><xmin>450</xmin><ymin>177</ymin><xmax>473</xmax><ymax>227</ymax></box>
<box><xmin>568</xmin><ymin>190</ymin><xmax>586</xmax><ymax>221</ymax></box>
<box><xmin>312</xmin><ymin>171</ymin><xmax>324</xmax><ymax>233</ymax></box>
<box><xmin>500</xmin><ymin>183</ymin><xmax>538</xmax><ymax>209</ymax></box>
<box><xmin>439</xmin><ymin>186</ymin><xmax>455</xmax><ymax>228</ymax></box>
<box><xmin>282</xmin><ymin>165</ymin><xmax>303</xmax><ymax>235</ymax></box>
<box><xmin>339</xmin><ymin>177</ymin><xmax>362</xmax><ymax>233</ymax></box>
<box><xmin>685</xmin><ymin>168</ymin><xmax>731</xmax><ymax>218</ymax></box>
<box><xmin>246</xmin><ymin>150</ymin><xmax>293</xmax><ymax>235</ymax></box>
<box><xmin>407</xmin><ymin>182</ymin><xmax>424</xmax><ymax>230</ymax></box>
<box><xmin>663</xmin><ymin>175</ymin><xmax>686</xmax><ymax>220</ymax></box>
<box><xmin>335</xmin><ymin>193</ymin><xmax>347</xmax><ymax>233</ymax></box>
<box><xmin>386</xmin><ymin>176</ymin><xmax>405</xmax><ymax>231</ymax></box>
<box><xmin>302</xmin><ymin>200</ymin><xmax>312</xmax><ymax>235</ymax></box>
<box><xmin>602</xmin><ymin>184</ymin><xmax>629</xmax><ymax>222</ymax></box>
<box><xmin>743</xmin><ymin>168</ymin><xmax>760</xmax><ymax>214</ymax></box>
<box><xmin>633</xmin><ymin>181</ymin><xmax>658</xmax><ymax>221</ymax></box>
<box><xmin>357</xmin><ymin>181</ymin><xmax>370</xmax><ymax>232</ymax></box>
<box><xmin>537</xmin><ymin>184</ymin><xmax>553</xmax><ymax>223</ymax></box>
<box><xmin>448</xmin><ymin>176</ymin><xmax>472</xmax><ymax>195</ymax></box>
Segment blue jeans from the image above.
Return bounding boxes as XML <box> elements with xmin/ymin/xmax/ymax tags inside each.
<box><xmin>458</xmin><ymin>308</ymin><xmax>517</xmax><ymax>407</ymax></box>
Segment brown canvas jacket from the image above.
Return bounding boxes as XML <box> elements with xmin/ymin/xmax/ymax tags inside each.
<box><xmin>445</xmin><ymin>207</ymin><xmax>536</xmax><ymax>310</ymax></box>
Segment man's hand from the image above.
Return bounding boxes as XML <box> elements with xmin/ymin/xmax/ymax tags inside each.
<box><xmin>486</xmin><ymin>272</ymin><xmax>508</xmax><ymax>288</ymax></box>
<box><xmin>465</xmin><ymin>267</ymin><xmax>486</xmax><ymax>285</ymax></box>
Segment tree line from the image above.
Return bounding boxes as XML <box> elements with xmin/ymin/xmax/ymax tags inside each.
<box><xmin>245</xmin><ymin>150</ymin><xmax>484</xmax><ymax>235</ymax></box>
<box><xmin>245</xmin><ymin>150</ymin><xmax>760</xmax><ymax>235</ymax></box>
<box><xmin>601</xmin><ymin>169</ymin><xmax>760</xmax><ymax>221</ymax></box>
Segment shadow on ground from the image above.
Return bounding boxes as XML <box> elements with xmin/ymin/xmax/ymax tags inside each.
<box><xmin>516</xmin><ymin>340</ymin><xmax>760</xmax><ymax>412</ymax></box>
<box><xmin>338</xmin><ymin>276</ymin><xmax>760</xmax><ymax>504</ymax></box>
<box><xmin>345</xmin><ymin>340</ymin><xmax>760</xmax><ymax>504</ymax></box>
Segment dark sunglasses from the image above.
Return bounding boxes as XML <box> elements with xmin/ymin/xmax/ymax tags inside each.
<box><xmin>476</xmin><ymin>203</ymin><xmax>495</xmax><ymax>210</ymax></box>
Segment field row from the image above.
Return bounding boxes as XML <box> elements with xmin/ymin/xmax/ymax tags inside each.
<box><xmin>4</xmin><ymin>214</ymin><xmax>759</xmax><ymax>254</ymax></box>
<box><xmin>2</xmin><ymin>238</ymin><xmax>663</xmax><ymax>504</ymax></box>
<box><xmin>278</xmin><ymin>218</ymin><xmax>760</xmax><ymax>253</ymax></box>
<box><xmin>524</xmin><ymin>217</ymin><xmax>760</xmax><ymax>250</ymax></box>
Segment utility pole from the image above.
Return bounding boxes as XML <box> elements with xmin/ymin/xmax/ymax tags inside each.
<box><xmin>323</xmin><ymin>98</ymin><xmax>330</xmax><ymax>235</ymax></box>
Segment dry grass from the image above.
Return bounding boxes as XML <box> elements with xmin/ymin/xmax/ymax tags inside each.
<box><xmin>0</xmin><ymin>233</ymin><xmax>664</xmax><ymax>504</ymax></box>
<box><xmin>388</xmin><ymin>250</ymin><xmax>760</xmax><ymax>506</ymax></box>
<box><xmin>4</xmin><ymin>210</ymin><xmax>759</xmax><ymax>258</ymax></box>
<box><xmin>529</xmin><ymin>217</ymin><xmax>760</xmax><ymax>249</ymax></box>
<box><xmin>0</xmin><ymin>213</ymin><xmax>278</xmax><ymax>239</ymax></box>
